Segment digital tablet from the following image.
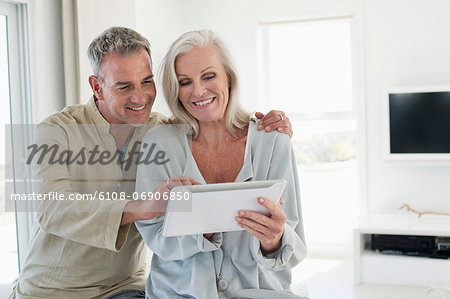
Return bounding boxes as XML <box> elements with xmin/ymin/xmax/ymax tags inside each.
<box><xmin>162</xmin><ymin>179</ymin><xmax>286</xmax><ymax>237</ymax></box>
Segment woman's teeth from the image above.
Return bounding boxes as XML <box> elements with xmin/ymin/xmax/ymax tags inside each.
<box><xmin>194</xmin><ymin>98</ymin><xmax>214</xmax><ymax>107</ymax></box>
<box><xmin>128</xmin><ymin>105</ymin><xmax>145</xmax><ymax>111</ymax></box>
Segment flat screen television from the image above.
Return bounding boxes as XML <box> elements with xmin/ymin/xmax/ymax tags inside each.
<box><xmin>384</xmin><ymin>86</ymin><xmax>450</xmax><ymax>160</ymax></box>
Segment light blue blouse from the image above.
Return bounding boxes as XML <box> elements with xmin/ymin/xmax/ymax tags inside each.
<box><xmin>136</xmin><ymin>119</ymin><xmax>307</xmax><ymax>299</ymax></box>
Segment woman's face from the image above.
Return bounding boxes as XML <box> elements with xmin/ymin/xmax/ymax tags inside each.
<box><xmin>175</xmin><ymin>44</ymin><xmax>230</xmax><ymax>123</ymax></box>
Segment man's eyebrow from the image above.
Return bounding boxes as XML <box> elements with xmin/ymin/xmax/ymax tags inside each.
<box><xmin>177</xmin><ymin>67</ymin><xmax>214</xmax><ymax>78</ymax></box>
<box><xmin>114</xmin><ymin>81</ymin><xmax>131</xmax><ymax>87</ymax></box>
<box><xmin>113</xmin><ymin>74</ymin><xmax>154</xmax><ymax>86</ymax></box>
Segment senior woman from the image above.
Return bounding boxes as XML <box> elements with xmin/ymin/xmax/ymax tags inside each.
<box><xmin>135</xmin><ymin>30</ymin><xmax>306</xmax><ymax>299</ymax></box>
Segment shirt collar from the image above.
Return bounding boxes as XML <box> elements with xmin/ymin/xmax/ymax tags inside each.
<box><xmin>183</xmin><ymin>118</ymin><xmax>256</xmax><ymax>184</ymax></box>
<box><xmin>86</xmin><ymin>96</ymin><xmax>110</xmax><ymax>130</ymax></box>
<box><xmin>235</xmin><ymin>118</ymin><xmax>256</xmax><ymax>182</ymax></box>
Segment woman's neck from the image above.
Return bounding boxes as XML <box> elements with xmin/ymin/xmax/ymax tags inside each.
<box><xmin>195</xmin><ymin>120</ymin><xmax>244</xmax><ymax>145</ymax></box>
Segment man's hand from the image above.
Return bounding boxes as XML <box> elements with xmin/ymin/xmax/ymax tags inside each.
<box><xmin>255</xmin><ymin>110</ymin><xmax>292</xmax><ymax>138</ymax></box>
<box><xmin>121</xmin><ymin>176</ymin><xmax>200</xmax><ymax>226</ymax></box>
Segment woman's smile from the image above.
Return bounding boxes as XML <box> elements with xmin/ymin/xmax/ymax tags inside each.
<box><xmin>192</xmin><ymin>97</ymin><xmax>216</xmax><ymax>108</ymax></box>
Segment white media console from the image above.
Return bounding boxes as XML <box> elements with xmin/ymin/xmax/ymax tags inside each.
<box><xmin>353</xmin><ymin>213</ymin><xmax>450</xmax><ymax>287</ymax></box>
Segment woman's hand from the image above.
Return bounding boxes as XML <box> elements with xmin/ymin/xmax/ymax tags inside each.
<box><xmin>235</xmin><ymin>197</ymin><xmax>286</xmax><ymax>254</ymax></box>
<box><xmin>203</xmin><ymin>233</ymin><xmax>213</xmax><ymax>239</ymax></box>
<box><xmin>155</xmin><ymin>176</ymin><xmax>201</xmax><ymax>194</ymax></box>
<box><xmin>151</xmin><ymin>176</ymin><xmax>201</xmax><ymax>213</ymax></box>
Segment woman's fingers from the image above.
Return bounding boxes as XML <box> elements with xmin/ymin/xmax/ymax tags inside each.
<box><xmin>236</xmin><ymin>197</ymin><xmax>287</xmax><ymax>253</ymax></box>
<box><xmin>165</xmin><ymin>176</ymin><xmax>201</xmax><ymax>190</ymax></box>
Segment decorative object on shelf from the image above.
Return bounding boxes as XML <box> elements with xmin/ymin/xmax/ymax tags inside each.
<box><xmin>400</xmin><ymin>203</ymin><xmax>450</xmax><ymax>218</ymax></box>
<box><xmin>426</xmin><ymin>285</ymin><xmax>450</xmax><ymax>299</ymax></box>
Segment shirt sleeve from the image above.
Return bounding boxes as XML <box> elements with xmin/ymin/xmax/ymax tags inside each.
<box><xmin>31</xmin><ymin>123</ymin><xmax>131</xmax><ymax>251</ymax></box>
<box><xmin>250</xmin><ymin>132</ymin><xmax>307</xmax><ymax>270</ymax></box>
<box><xmin>136</xmin><ymin>218</ymin><xmax>222</xmax><ymax>261</ymax></box>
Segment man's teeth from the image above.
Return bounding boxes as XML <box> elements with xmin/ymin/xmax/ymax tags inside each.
<box><xmin>194</xmin><ymin>98</ymin><xmax>214</xmax><ymax>107</ymax></box>
<box><xmin>128</xmin><ymin>105</ymin><xmax>145</xmax><ymax>111</ymax></box>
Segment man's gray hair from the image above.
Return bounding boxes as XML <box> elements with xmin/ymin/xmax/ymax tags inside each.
<box><xmin>87</xmin><ymin>27</ymin><xmax>152</xmax><ymax>81</ymax></box>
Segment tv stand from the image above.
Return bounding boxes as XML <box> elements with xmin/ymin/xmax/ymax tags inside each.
<box><xmin>354</xmin><ymin>213</ymin><xmax>450</xmax><ymax>286</ymax></box>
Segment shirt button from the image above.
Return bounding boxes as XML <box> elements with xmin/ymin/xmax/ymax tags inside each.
<box><xmin>217</xmin><ymin>277</ymin><xmax>228</xmax><ymax>290</ymax></box>
<box><xmin>109</xmin><ymin>142</ymin><xmax>114</xmax><ymax>147</ymax></box>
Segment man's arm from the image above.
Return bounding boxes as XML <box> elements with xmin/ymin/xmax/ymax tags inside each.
<box><xmin>120</xmin><ymin>201</ymin><xmax>164</xmax><ymax>226</ymax></box>
<box><xmin>31</xmin><ymin>123</ymin><xmax>134</xmax><ymax>251</ymax></box>
<box><xmin>121</xmin><ymin>176</ymin><xmax>200</xmax><ymax>226</ymax></box>
<box><xmin>255</xmin><ymin>110</ymin><xmax>292</xmax><ymax>138</ymax></box>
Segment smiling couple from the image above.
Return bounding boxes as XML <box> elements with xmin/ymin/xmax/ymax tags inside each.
<box><xmin>13</xmin><ymin>27</ymin><xmax>306</xmax><ymax>299</ymax></box>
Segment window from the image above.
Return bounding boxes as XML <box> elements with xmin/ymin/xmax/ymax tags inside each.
<box><xmin>261</xmin><ymin>17</ymin><xmax>362</xmax><ymax>255</ymax></box>
<box><xmin>266</xmin><ymin>19</ymin><xmax>353</xmax><ymax>114</ymax></box>
<box><xmin>0</xmin><ymin>1</ymin><xmax>33</xmax><ymax>283</ymax></box>
<box><xmin>0</xmin><ymin>6</ymin><xmax>18</xmax><ymax>284</ymax></box>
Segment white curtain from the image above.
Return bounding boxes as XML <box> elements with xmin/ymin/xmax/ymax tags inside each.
<box><xmin>61</xmin><ymin>0</ymin><xmax>80</xmax><ymax>105</ymax></box>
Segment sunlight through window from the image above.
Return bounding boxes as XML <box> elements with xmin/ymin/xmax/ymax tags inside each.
<box><xmin>267</xmin><ymin>20</ymin><xmax>352</xmax><ymax>114</ymax></box>
<box><xmin>263</xmin><ymin>18</ymin><xmax>358</xmax><ymax>255</ymax></box>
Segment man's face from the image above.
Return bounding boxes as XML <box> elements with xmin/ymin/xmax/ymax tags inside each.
<box><xmin>92</xmin><ymin>49</ymin><xmax>156</xmax><ymax>125</ymax></box>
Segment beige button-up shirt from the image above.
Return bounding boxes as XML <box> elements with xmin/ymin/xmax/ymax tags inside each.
<box><xmin>14</xmin><ymin>98</ymin><xmax>165</xmax><ymax>299</ymax></box>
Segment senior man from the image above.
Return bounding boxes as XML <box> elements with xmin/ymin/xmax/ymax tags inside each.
<box><xmin>13</xmin><ymin>27</ymin><xmax>292</xmax><ymax>299</ymax></box>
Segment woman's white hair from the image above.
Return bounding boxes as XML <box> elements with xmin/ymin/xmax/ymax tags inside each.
<box><xmin>159</xmin><ymin>30</ymin><xmax>250</xmax><ymax>138</ymax></box>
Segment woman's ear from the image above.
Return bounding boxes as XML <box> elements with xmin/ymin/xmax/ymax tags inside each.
<box><xmin>227</xmin><ymin>73</ymin><xmax>232</xmax><ymax>88</ymax></box>
<box><xmin>88</xmin><ymin>75</ymin><xmax>104</xmax><ymax>100</ymax></box>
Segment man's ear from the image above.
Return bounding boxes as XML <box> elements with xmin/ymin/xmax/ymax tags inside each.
<box><xmin>88</xmin><ymin>75</ymin><xmax>104</xmax><ymax>100</ymax></box>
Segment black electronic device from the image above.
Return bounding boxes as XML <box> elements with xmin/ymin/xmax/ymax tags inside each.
<box><xmin>388</xmin><ymin>90</ymin><xmax>450</xmax><ymax>154</ymax></box>
<box><xmin>437</xmin><ymin>237</ymin><xmax>450</xmax><ymax>254</ymax></box>
<box><xmin>371</xmin><ymin>234</ymin><xmax>435</xmax><ymax>254</ymax></box>
<box><xmin>384</xmin><ymin>87</ymin><xmax>450</xmax><ymax>160</ymax></box>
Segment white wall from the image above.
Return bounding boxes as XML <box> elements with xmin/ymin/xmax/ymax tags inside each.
<box><xmin>364</xmin><ymin>0</ymin><xmax>450</xmax><ymax>212</ymax></box>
